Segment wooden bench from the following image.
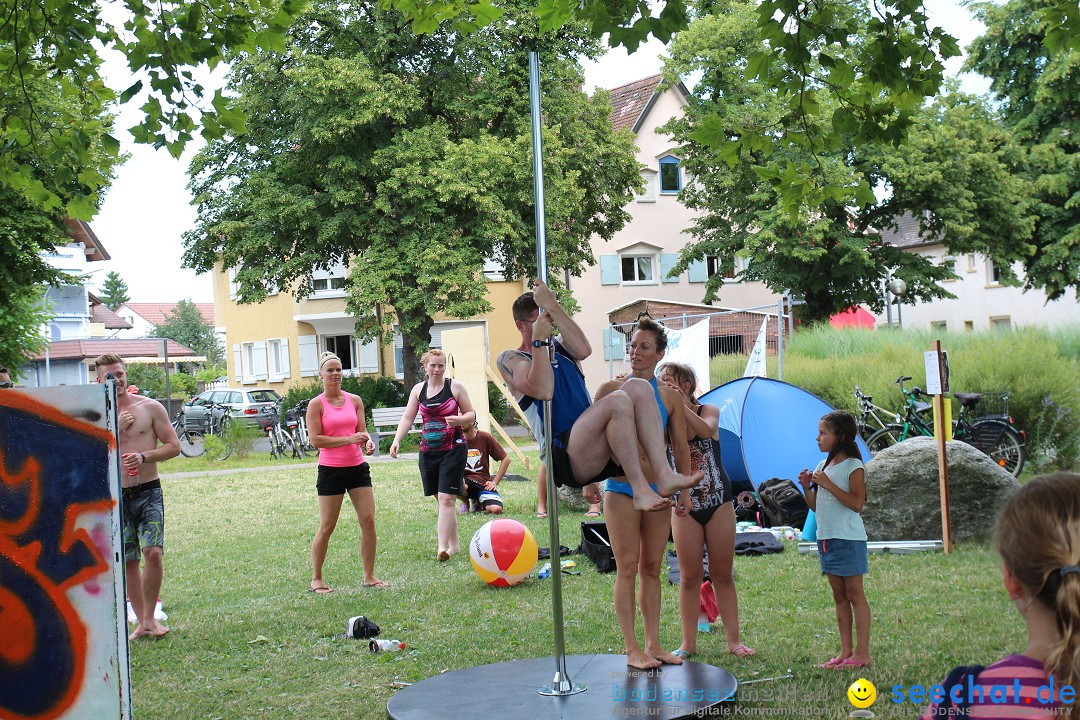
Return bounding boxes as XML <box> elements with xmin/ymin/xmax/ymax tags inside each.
<box><xmin>369</xmin><ymin>406</ymin><xmax>419</xmax><ymax>456</ymax></box>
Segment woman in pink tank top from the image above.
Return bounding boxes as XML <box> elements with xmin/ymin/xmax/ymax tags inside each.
<box><xmin>304</xmin><ymin>351</ymin><xmax>388</xmax><ymax>592</ymax></box>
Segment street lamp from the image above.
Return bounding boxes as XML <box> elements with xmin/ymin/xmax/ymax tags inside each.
<box><xmin>884</xmin><ymin>277</ymin><xmax>908</xmax><ymax>329</ymax></box>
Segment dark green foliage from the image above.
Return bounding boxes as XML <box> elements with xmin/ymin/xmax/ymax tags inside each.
<box><xmin>150</xmin><ymin>299</ymin><xmax>224</xmax><ymax>365</ymax></box>
<box><xmin>488</xmin><ymin>383</ymin><xmax>511</xmax><ymax>425</ymax></box>
<box><xmin>126</xmin><ymin>364</ymin><xmax>198</xmax><ymax>399</ymax></box>
<box><xmin>182</xmin><ymin>0</ymin><xmax>640</xmax><ymax>387</ymax></box>
<box><xmin>282</xmin><ymin>376</ymin><xmax>407</xmax><ymax>412</ymax></box>
<box><xmin>99</xmin><ymin>271</ymin><xmax>130</xmax><ymax>309</ymax></box>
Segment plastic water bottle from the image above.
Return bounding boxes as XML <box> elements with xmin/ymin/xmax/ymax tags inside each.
<box><xmin>369</xmin><ymin>638</ymin><xmax>405</xmax><ymax>652</ymax></box>
<box><xmin>538</xmin><ymin>562</ymin><xmax>552</xmax><ymax>579</ymax></box>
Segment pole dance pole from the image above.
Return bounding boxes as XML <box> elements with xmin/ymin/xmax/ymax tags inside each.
<box><xmin>530</xmin><ymin>50</ymin><xmax>585</xmax><ymax>697</ymax></box>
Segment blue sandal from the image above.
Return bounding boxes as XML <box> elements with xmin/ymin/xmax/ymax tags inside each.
<box><xmin>672</xmin><ymin>649</ymin><xmax>692</xmax><ymax>660</ymax></box>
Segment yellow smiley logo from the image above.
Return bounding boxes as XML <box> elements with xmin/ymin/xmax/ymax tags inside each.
<box><xmin>847</xmin><ymin>678</ymin><xmax>877</xmax><ymax>709</ymax></box>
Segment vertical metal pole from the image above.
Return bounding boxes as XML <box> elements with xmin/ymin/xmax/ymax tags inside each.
<box><xmin>884</xmin><ymin>279</ymin><xmax>894</xmax><ymax>327</ymax></box>
<box><xmin>163</xmin><ymin>339</ymin><xmax>172</xmax><ymax>416</ymax></box>
<box><xmin>530</xmin><ymin>50</ymin><xmax>584</xmax><ymax>698</ymax></box>
<box><xmin>776</xmin><ymin>298</ymin><xmax>784</xmax><ymax>382</ymax></box>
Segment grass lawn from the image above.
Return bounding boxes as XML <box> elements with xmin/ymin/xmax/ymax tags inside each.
<box><xmin>140</xmin><ymin>454</ymin><xmax>1025</xmax><ymax>719</ymax></box>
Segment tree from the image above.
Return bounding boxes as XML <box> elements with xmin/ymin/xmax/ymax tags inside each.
<box><xmin>966</xmin><ymin>0</ymin><xmax>1080</xmax><ymax>301</ymax></box>
<box><xmin>151</xmin><ymin>300</ymin><xmax>224</xmax><ymax>365</ymax></box>
<box><xmin>99</xmin><ymin>271</ymin><xmax>131</xmax><ymax>309</ymax></box>
<box><xmin>182</xmin><ymin>0</ymin><xmax>640</xmax><ymax>386</ymax></box>
<box><xmin>1</xmin><ymin>0</ymin><xmax>306</xmax><ymax>217</ymax></box>
<box><xmin>660</xmin><ymin>0</ymin><xmax>1034</xmax><ymax>322</ymax></box>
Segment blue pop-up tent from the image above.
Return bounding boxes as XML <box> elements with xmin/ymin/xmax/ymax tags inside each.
<box><xmin>700</xmin><ymin>376</ymin><xmax>870</xmax><ymax>497</ymax></box>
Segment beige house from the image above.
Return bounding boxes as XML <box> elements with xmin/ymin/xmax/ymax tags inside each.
<box><xmin>213</xmin><ymin>263</ymin><xmax>525</xmax><ymax>392</ymax></box>
<box><xmin>568</xmin><ymin>75</ymin><xmax>781</xmax><ymax>390</ymax></box>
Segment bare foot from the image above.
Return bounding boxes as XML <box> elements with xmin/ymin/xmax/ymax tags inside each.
<box><xmin>729</xmin><ymin>643</ymin><xmax>756</xmax><ymax>657</ymax></box>
<box><xmin>363</xmin><ymin>578</ymin><xmax>390</xmax><ymax>589</ymax></box>
<box><xmin>649</xmin><ymin>648</ymin><xmax>684</xmax><ymax>665</ymax></box>
<box><xmin>655</xmin><ymin>468</ymin><xmax>704</xmax><ymax>498</ymax></box>
<box><xmin>632</xmin><ymin>488</ymin><xmax>674</xmax><ymax>512</ymax></box>
<box><xmin>130</xmin><ymin>621</ymin><xmax>169</xmax><ymax>640</ymax></box>
<box><xmin>626</xmin><ymin>650</ymin><xmax>662</xmax><ymax>670</ymax></box>
<box><xmin>582</xmin><ymin>483</ymin><xmax>602</xmax><ymax>505</ymax></box>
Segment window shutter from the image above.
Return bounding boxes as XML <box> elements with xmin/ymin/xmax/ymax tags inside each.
<box><xmin>232</xmin><ymin>344</ymin><xmax>242</xmax><ymax>383</ymax></box>
<box><xmin>298</xmin><ymin>335</ymin><xmax>318</xmax><ymax>377</ymax></box>
<box><xmin>356</xmin><ymin>338</ymin><xmax>379</xmax><ymax>373</ymax></box>
<box><xmin>660</xmin><ymin>253</ymin><xmax>680</xmax><ymax>283</ymax></box>
<box><xmin>279</xmin><ymin>338</ymin><xmax>291</xmax><ymax>377</ymax></box>
<box><xmin>600</xmin><ymin>255</ymin><xmax>621</xmax><ymax>285</ymax></box>
<box><xmin>687</xmin><ymin>259</ymin><xmax>707</xmax><ymax>283</ymax></box>
<box><xmin>252</xmin><ymin>341</ymin><xmax>268</xmax><ymax>380</ymax></box>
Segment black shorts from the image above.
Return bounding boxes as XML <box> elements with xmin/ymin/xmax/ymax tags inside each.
<box><xmin>317</xmin><ymin>463</ymin><xmax>372</xmax><ymax>496</ymax></box>
<box><xmin>419</xmin><ymin>444</ymin><xmax>467</xmax><ymax>496</ymax></box>
<box><xmin>550</xmin><ymin>430</ymin><xmax>621</xmax><ymax>489</ymax></box>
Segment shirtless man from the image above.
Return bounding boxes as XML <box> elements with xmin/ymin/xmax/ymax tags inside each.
<box><xmin>497</xmin><ymin>281</ymin><xmax>700</xmax><ymax>512</ymax></box>
<box><xmin>95</xmin><ymin>353</ymin><xmax>180</xmax><ymax>638</ymax></box>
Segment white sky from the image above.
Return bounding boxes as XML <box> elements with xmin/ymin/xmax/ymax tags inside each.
<box><xmin>88</xmin><ymin>0</ymin><xmax>989</xmax><ymax>304</ymax></box>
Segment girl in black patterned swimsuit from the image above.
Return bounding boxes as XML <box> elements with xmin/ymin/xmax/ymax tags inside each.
<box><xmin>660</xmin><ymin>362</ymin><xmax>755</xmax><ymax>661</ymax></box>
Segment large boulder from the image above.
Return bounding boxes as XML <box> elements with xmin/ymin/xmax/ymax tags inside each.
<box><xmin>863</xmin><ymin>437</ymin><xmax>1018</xmax><ymax>542</ymax></box>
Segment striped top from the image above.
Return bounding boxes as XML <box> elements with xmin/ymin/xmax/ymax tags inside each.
<box><xmin>921</xmin><ymin>654</ymin><xmax>1063</xmax><ymax>719</ymax></box>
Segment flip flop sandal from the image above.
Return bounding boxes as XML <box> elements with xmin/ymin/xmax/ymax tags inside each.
<box><xmin>730</xmin><ymin>645</ymin><xmax>756</xmax><ymax>657</ymax></box>
<box><xmin>672</xmin><ymin>649</ymin><xmax>692</xmax><ymax>660</ymax></box>
<box><xmin>817</xmin><ymin>656</ymin><xmax>844</xmax><ymax>669</ymax></box>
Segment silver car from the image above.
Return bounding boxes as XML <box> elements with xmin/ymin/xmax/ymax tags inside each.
<box><xmin>183</xmin><ymin>388</ymin><xmax>283</xmax><ymax>431</ymax></box>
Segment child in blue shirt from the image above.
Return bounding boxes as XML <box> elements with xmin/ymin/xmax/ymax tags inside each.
<box><xmin>798</xmin><ymin>410</ymin><xmax>871</xmax><ymax>670</ymax></box>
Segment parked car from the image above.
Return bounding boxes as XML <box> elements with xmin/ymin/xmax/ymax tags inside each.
<box><xmin>182</xmin><ymin>388</ymin><xmax>283</xmax><ymax>431</ymax></box>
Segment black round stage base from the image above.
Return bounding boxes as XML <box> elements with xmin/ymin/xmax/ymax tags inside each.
<box><xmin>386</xmin><ymin>653</ymin><xmax>737</xmax><ymax>720</ymax></box>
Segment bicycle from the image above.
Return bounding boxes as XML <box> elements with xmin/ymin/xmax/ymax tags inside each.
<box><xmin>260</xmin><ymin>404</ymin><xmax>302</xmax><ymax>460</ymax></box>
<box><xmin>172</xmin><ymin>410</ymin><xmax>206</xmax><ymax>458</ymax></box>
<box><xmin>865</xmin><ymin>376</ymin><xmax>1026</xmax><ymax>476</ymax></box>
<box><xmin>286</xmin><ymin>400</ymin><xmax>315</xmax><ymax>456</ymax></box>
<box><xmin>178</xmin><ymin>402</ymin><xmax>235</xmax><ymax>461</ymax></box>
<box><xmin>853</xmin><ymin>385</ymin><xmax>901</xmax><ymax>440</ymax></box>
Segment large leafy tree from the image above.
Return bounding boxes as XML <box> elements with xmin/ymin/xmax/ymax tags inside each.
<box><xmin>661</xmin><ymin>0</ymin><xmax>1035</xmax><ymax>322</ymax></box>
<box><xmin>182</xmin><ymin>0</ymin><xmax>640</xmax><ymax>385</ymax></box>
<box><xmin>966</xmin><ymin>0</ymin><xmax>1080</xmax><ymax>301</ymax></box>
<box><xmin>1</xmin><ymin>0</ymin><xmax>306</xmax><ymax>215</ymax></box>
<box><xmin>151</xmin><ymin>300</ymin><xmax>224</xmax><ymax>365</ymax></box>
<box><xmin>99</xmin><ymin>271</ymin><xmax>131</xmax><ymax>309</ymax></box>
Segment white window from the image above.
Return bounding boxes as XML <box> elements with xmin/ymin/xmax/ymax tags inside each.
<box><xmin>635</xmin><ymin>170</ymin><xmax>658</xmax><ymax>203</ymax></box>
<box><xmin>987</xmin><ymin>260</ymin><xmax>1004</xmax><ymax>286</ymax></box>
<box><xmin>707</xmin><ymin>255</ymin><xmax>742</xmax><ymax>282</ymax></box>
<box><xmin>966</xmin><ymin>253</ymin><xmax>977</xmax><ymax>272</ymax></box>
<box><xmin>267</xmin><ymin>338</ymin><xmax>290</xmax><ymax>381</ymax></box>
<box><xmin>990</xmin><ymin>316</ymin><xmax>1012</xmax><ymax>332</ymax></box>
<box><xmin>964</xmin><ymin>320</ymin><xmax>974</xmax><ymax>331</ymax></box>
<box><xmin>482</xmin><ymin>256</ymin><xmax>506</xmax><ymax>281</ymax></box>
<box><xmin>930</xmin><ymin>321</ymin><xmax>947</xmax><ymax>331</ymax></box>
<box><xmin>940</xmin><ymin>256</ymin><xmax>957</xmax><ymax>281</ymax></box>
<box><xmin>311</xmin><ymin>264</ymin><xmax>348</xmax><ymax>296</ymax></box>
<box><xmin>240</xmin><ymin>341</ymin><xmax>268</xmax><ymax>382</ymax></box>
<box><xmin>621</xmin><ymin>255</ymin><xmax>656</xmax><ymax>284</ymax></box>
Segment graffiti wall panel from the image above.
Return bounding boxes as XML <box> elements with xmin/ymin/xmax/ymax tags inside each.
<box><xmin>0</xmin><ymin>385</ymin><xmax>129</xmax><ymax>720</ymax></box>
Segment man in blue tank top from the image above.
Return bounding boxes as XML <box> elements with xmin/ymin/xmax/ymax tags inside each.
<box><xmin>498</xmin><ymin>281</ymin><xmax>700</xmax><ymax>513</ymax></box>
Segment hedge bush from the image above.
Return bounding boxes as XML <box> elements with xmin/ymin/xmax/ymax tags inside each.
<box><xmin>711</xmin><ymin>326</ymin><xmax>1080</xmax><ymax>471</ymax></box>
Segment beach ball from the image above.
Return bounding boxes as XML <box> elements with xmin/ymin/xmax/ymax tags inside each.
<box><xmin>469</xmin><ymin>519</ymin><xmax>538</xmax><ymax>587</ymax></box>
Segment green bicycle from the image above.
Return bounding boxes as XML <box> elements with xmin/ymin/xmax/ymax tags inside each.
<box><xmin>865</xmin><ymin>376</ymin><xmax>1026</xmax><ymax>477</ymax></box>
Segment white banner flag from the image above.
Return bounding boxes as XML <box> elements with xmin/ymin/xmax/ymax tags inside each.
<box><xmin>661</xmin><ymin>319</ymin><xmax>711</xmax><ymax>396</ymax></box>
<box><xmin>743</xmin><ymin>317</ymin><xmax>769</xmax><ymax>377</ymax></box>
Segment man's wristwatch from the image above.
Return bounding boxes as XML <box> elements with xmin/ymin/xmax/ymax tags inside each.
<box><xmin>531</xmin><ymin>339</ymin><xmax>551</xmax><ymax>348</ymax></box>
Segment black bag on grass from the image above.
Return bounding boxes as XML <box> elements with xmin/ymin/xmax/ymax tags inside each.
<box><xmin>756</xmin><ymin>478</ymin><xmax>809</xmax><ymax>529</ymax></box>
<box><xmin>579</xmin><ymin>521</ymin><xmax>616</xmax><ymax>573</ymax></box>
